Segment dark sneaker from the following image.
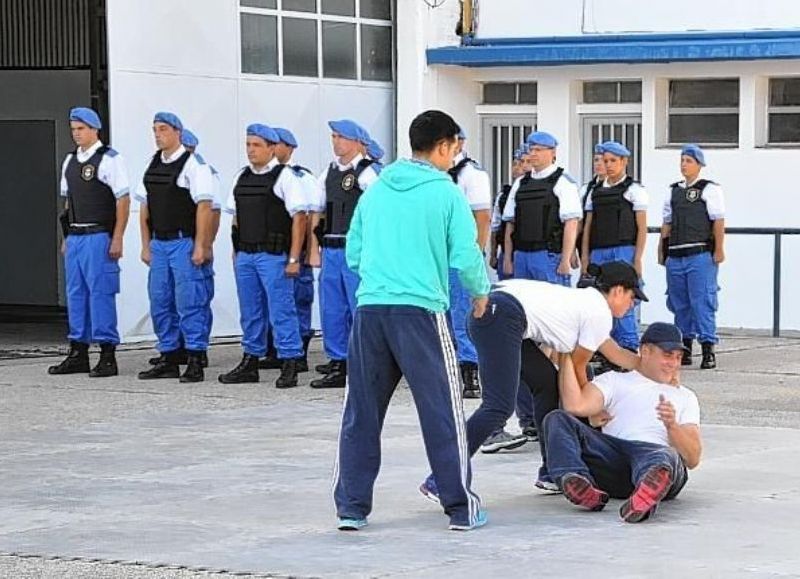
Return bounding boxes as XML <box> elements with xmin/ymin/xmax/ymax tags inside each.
<box><xmin>418</xmin><ymin>476</ymin><xmax>440</xmax><ymax>505</ymax></box>
<box><xmin>460</xmin><ymin>362</ymin><xmax>481</xmax><ymax>399</ymax></box>
<box><xmin>449</xmin><ymin>510</ymin><xmax>488</xmax><ymax>531</ymax></box>
<box><xmin>479</xmin><ymin>430</ymin><xmax>528</xmax><ymax>454</ymax></box>
<box><xmin>561</xmin><ymin>473</ymin><xmax>609</xmax><ymax>512</ymax></box>
<box><xmin>522</xmin><ymin>425</ymin><xmax>539</xmax><ymax>442</ymax></box>
<box><xmin>620</xmin><ymin>466</ymin><xmax>673</xmax><ymax>523</ymax></box>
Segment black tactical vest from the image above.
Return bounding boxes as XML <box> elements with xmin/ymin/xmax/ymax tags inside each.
<box><xmin>64</xmin><ymin>146</ymin><xmax>116</xmax><ymax>231</ymax></box>
<box><xmin>512</xmin><ymin>168</ymin><xmax>565</xmax><ymax>253</ymax></box>
<box><xmin>233</xmin><ymin>164</ymin><xmax>293</xmax><ymax>253</ymax></box>
<box><xmin>448</xmin><ymin>156</ymin><xmax>475</xmax><ymax>183</ymax></box>
<box><xmin>589</xmin><ymin>176</ymin><xmax>637</xmax><ymax>250</ymax></box>
<box><xmin>669</xmin><ymin>179</ymin><xmax>713</xmax><ymax>248</ymax></box>
<box><xmin>143</xmin><ymin>150</ymin><xmax>196</xmax><ymax>237</ymax></box>
<box><xmin>323</xmin><ymin>160</ymin><xmax>373</xmax><ymax>236</ymax></box>
<box><xmin>495</xmin><ymin>184</ymin><xmax>512</xmax><ymax>246</ymax></box>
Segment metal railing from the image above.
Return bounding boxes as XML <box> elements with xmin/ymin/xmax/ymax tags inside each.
<box><xmin>648</xmin><ymin>226</ymin><xmax>800</xmax><ymax>337</ymax></box>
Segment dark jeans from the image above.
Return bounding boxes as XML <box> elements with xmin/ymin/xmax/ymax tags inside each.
<box><xmin>543</xmin><ymin>409</ymin><xmax>688</xmax><ymax>499</ymax></box>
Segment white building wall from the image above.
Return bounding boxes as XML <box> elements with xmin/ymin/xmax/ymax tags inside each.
<box><xmin>400</xmin><ymin>5</ymin><xmax>800</xmax><ymax>331</ymax></box>
<box><xmin>477</xmin><ymin>0</ymin><xmax>800</xmax><ymax>38</ymax></box>
<box><xmin>107</xmin><ymin>0</ymin><xmax>394</xmax><ymax>341</ymax></box>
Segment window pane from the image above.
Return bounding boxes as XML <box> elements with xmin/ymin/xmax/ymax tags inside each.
<box><xmin>241</xmin><ymin>0</ymin><xmax>276</xmax><ymax>7</ymax></box>
<box><xmin>283</xmin><ymin>0</ymin><xmax>316</xmax><ymax>11</ymax></box>
<box><xmin>770</xmin><ymin>78</ymin><xmax>800</xmax><ymax>107</ymax></box>
<box><xmin>669</xmin><ymin>79</ymin><xmax>739</xmax><ymax>108</ymax></box>
<box><xmin>518</xmin><ymin>82</ymin><xmax>537</xmax><ymax>104</ymax></box>
<box><xmin>483</xmin><ymin>83</ymin><xmax>516</xmax><ymax>104</ymax></box>
<box><xmin>769</xmin><ymin>113</ymin><xmax>800</xmax><ymax>143</ymax></box>
<box><xmin>322</xmin><ymin>21</ymin><xmax>356</xmax><ymax>79</ymax></box>
<box><xmin>241</xmin><ymin>13</ymin><xmax>277</xmax><ymax>74</ymax></box>
<box><xmin>583</xmin><ymin>81</ymin><xmax>618</xmax><ymax>103</ymax></box>
<box><xmin>361</xmin><ymin>24</ymin><xmax>391</xmax><ymax>81</ymax></box>
<box><xmin>360</xmin><ymin>0</ymin><xmax>391</xmax><ymax>19</ymax></box>
<box><xmin>668</xmin><ymin>114</ymin><xmax>739</xmax><ymax>144</ymax></box>
<box><xmin>619</xmin><ymin>81</ymin><xmax>642</xmax><ymax>103</ymax></box>
<box><xmin>283</xmin><ymin>18</ymin><xmax>318</xmax><ymax>77</ymax></box>
<box><xmin>322</xmin><ymin>0</ymin><xmax>354</xmax><ymax>16</ymax></box>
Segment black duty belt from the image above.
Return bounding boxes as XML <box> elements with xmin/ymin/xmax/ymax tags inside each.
<box><xmin>152</xmin><ymin>229</ymin><xmax>193</xmax><ymax>241</ymax></box>
<box><xmin>668</xmin><ymin>245</ymin><xmax>710</xmax><ymax>258</ymax></box>
<box><xmin>67</xmin><ymin>225</ymin><xmax>110</xmax><ymax>235</ymax></box>
<box><xmin>322</xmin><ymin>237</ymin><xmax>346</xmax><ymax>249</ymax></box>
<box><xmin>238</xmin><ymin>242</ymin><xmax>285</xmax><ymax>255</ymax></box>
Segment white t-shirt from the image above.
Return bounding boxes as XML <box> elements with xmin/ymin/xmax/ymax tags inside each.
<box><xmin>453</xmin><ymin>152</ymin><xmax>492</xmax><ymax>211</ymax></box>
<box><xmin>502</xmin><ymin>164</ymin><xmax>582</xmax><ymax>223</ymax></box>
<box><xmin>594</xmin><ymin>370</ymin><xmax>701</xmax><ymax>446</ymax></box>
<box><xmin>225</xmin><ymin>158</ymin><xmax>307</xmax><ymax>217</ymax></box>
<box><xmin>584</xmin><ymin>176</ymin><xmax>648</xmax><ymax>212</ymax></box>
<box><xmin>494</xmin><ymin>280</ymin><xmax>612</xmax><ymax>353</ymax></box>
<box><xmin>662</xmin><ymin>178</ymin><xmax>726</xmax><ymax>223</ymax></box>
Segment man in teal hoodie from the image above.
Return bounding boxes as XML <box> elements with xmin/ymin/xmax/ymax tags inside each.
<box><xmin>333</xmin><ymin>110</ymin><xmax>491</xmax><ymax>532</ymax></box>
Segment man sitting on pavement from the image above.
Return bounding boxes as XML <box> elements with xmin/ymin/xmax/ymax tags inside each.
<box><xmin>544</xmin><ymin>322</ymin><xmax>702</xmax><ymax>523</ymax></box>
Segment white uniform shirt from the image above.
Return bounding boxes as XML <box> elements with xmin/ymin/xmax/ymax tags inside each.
<box><xmin>662</xmin><ymin>178</ymin><xmax>725</xmax><ymax>223</ymax></box>
<box><xmin>225</xmin><ymin>158</ymin><xmax>307</xmax><ymax>217</ymax></box>
<box><xmin>286</xmin><ymin>159</ymin><xmax>320</xmax><ymax>212</ymax></box>
<box><xmin>60</xmin><ymin>140</ymin><xmax>130</xmax><ymax>200</ymax></box>
<box><xmin>194</xmin><ymin>153</ymin><xmax>222</xmax><ymax>212</ymax></box>
<box><xmin>490</xmin><ymin>192</ymin><xmax>504</xmax><ymax>233</ymax></box>
<box><xmin>314</xmin><ymin>153</ymin><xmax>379</xmax><ymax>213</ymax></box>
<box><xmin>453</xmin><ymin>152</ymin><xmax>492</xmax><ymax>211</ymax></box>
<box><xmin>502</xmin><ymin>164</ymin><xmax>582</xmax><ymax>223</ymax></box>
<box><xmin>134</xmin><ymin>145</ymin><xmax>214</xmax><ymax>205</ymax></box>
<box><xmin>593</xmin><ymin>370</ymin><xmax>701</xmax><ymax>446</ymax></box>
<box><xmin>584</xmin><ymin>175</ymin><xmax>649</xmax><ymax>212</ymax></box>
<box><xmin>494</xmin><ymin>280</ymin><xmax>612</xmax><ymax>353</ymax></box>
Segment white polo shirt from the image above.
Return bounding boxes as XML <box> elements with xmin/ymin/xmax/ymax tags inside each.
<box><xmin>134</xmin><ymin>145</ymin><xmax>214</xmax><ymax>205</ymax></box>
<box><xmin>662</xmin><ymin>178</ymin><xmax>726</xmax><ymax>224</ymax></box>
<box><xmin>494</xmin><ymin>279</ymin><xmax>612</xmax><ymax>353</ymax></box>
<box><xmin>584</xmin><ymin>175</ymin><xmax>649</xmax><ymax>212</ymax></box>
<box><xmin>60</xmin><ymin>140</ymin><xmax>130</xmax><ymax>200</ymax></box>
<box><xmin>287</xmin><ymin>159</ymin><xmax>320</xmax><ymax>212</ymax></box>
<box><xmin>452</xmin><ymin>152</ymin><xmax>492</xmax><ymax>211</ymax></box>
<box><xmin>225</xmin><ymin>158</ymin><xmax>307</xmax><ymax>217</ymax></box>
<box><xmin>502</xmin><ymin>164</ymin><xmax>582</xmax><ymax>223</ymax></box>
<box><xmin>593</xmin><ymin>370</ymin><xmax>701</xmax><ymax>446</ymax></box>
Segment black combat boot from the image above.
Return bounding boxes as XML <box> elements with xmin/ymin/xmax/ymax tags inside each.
<box><xmin>48</xmin><ymin>341</ymin><xmax>90</xmax><ymax>375</ymax></box>
<box><xmin>149</xmin><ymin>347</ymin><xmax>188</xmax><ymax>366</ymax></box>
<box><xmin>89</xmin><ymin>343</ymin><xmax>118</xmax><ymax>378</ymax></box>
<box><xmin>700</xmin><ymin>343</ymin><xmax>716</xmax><ymax>370</ymax></box>
<box><xmin>314</xmin><ymin>360</ymin><xmax>336</xmax><ymax>375</ymax></box>
<box><xmin>310</xmin><ymin>360</ymin><xmax>346</xmax><ymax>389</ymax></box>
<box><xmin>461</xmin><ymin>362</ymin><xmax>481</xmax><ymax>399</ymax></box>
<box><xmin>138</xmin><ymin>350</ymin><xmax>181</xmax><ymax>379</ymax></box>
<box><xmin>179</xmin><ymin>350</ymin><xmax>205</xmax><ymax>383</ymax></box>
<box><xmin>218</xmin><ymin>354</ymin><xmax>260</xmax><ymax>384</ymax></box>
<box><xmin>297</xmin><ymin>335</ymin><xmax>312</xmax><ymax>373</ymax></box>
<box><xmin>276</xmin><ymin>358</ymin><xmax>302</xmax><ymax>389</ymax></box>
<box><xmin>259</xmin><ymin>345</ymin><xmax>282</xmax><ymax>370</ymax></box>
<box><xmin>682</xmin><ymin>338</ymin><xmax>693</xmax><ymax>366</ymax></box>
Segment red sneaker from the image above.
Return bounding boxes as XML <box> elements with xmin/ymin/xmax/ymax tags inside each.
<box><xmin>620</xmin><ymin>466</ymin><xmax>673</xmax><ymax>523</ymax></box>
<box><xmin>561</xmin><ymin>473</ymin><xmax>609</xmax><ymax>512</ymax></box>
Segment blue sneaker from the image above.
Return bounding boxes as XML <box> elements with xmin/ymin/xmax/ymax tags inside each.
<box><xmin>337</xmin><ymin>517</ymin><xmax>368</xmax><ymax>531</ymax></box>
<box><xmin>449</xmin><ymin>510</ymin><xmax>488</xmax><ymax>531</ymax></box>
<box><xmin>419</xmin><ymin>476</ymin><xmax>440</xmax><ymax>505</ymax></box>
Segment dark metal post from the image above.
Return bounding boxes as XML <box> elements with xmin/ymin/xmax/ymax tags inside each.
<box><xmin>773</xmin><ymin>232</ymin><xmax>782</xmax><ymax>338</ymax></box>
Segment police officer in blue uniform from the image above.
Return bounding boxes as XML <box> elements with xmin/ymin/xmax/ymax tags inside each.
<box><xmin>308</xmin><ymin>120</ymin><xmax>379</xmax><ymax>389</ymax></box>
<box><xmin>580</xmin><ymin>141</ymin><xmax>649</xmax><ymax>353</ymax></box>
<box><xmin>447</xmin><ymin>128</ymin><xmax>492</xmax><ymax>398</ymax></box>
<box><xmin>659</xmin><ymin>145</ymin><xmax>725</xmax><ymax>369</ymax></box>
<box><xmin>48</xmin><ymin>107</ymin><xmax>130</xmax><ymax>377</ymax></box>
<box><xmin>218</xmin><ymin>124</ymin><xmax>308</xmax><ymax>387</ymax></box>
<box><xmin>502</xmin><ymin>131</ymin><xmax>582</xmax><ymax>286</ymax></box>
<box><xmin>136</xmin><ymin>112</ymin><xmax>215</xmax><ymax>383</ymax></box>
<box><xmin>490</xmin><ymin>147</ymin><xmax>526</xmax><ymax>281</ymax></box>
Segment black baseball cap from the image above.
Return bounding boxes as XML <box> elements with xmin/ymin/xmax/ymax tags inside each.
<box><xmin>641</xmin><ymin>322</ymin><xmax>689</xmax><ymax>352</ymax></box>
<box><xmin>594</xmin><ymin>261</ymin><xmax>648</xmax><ymax>302</ymax></box>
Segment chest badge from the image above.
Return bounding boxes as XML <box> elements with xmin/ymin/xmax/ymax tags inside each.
<box><xmin>341</xmin><ymin>174</ymin><xmax>356</xmax><ymax>191</ymax></box>
<box><xmin>686</xmin><ymin>188</ymin><xmax>700</xmax><ymax>202</ymax></box>
<box><xmin>81</xmin><ymin>164</ymin><xmax>96</xmax><ymax>181</ymax></box>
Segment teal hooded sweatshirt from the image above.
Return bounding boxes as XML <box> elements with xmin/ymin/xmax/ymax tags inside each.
<box><xmin>345</xmin><ymin>158</ymin><xmax>491</xmax><ymax>312</ymax></box>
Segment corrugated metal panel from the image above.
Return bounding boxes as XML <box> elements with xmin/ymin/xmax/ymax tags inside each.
<box><xmin>0</xmin><ymin>0</ymin><xmax>91</xmax><ymax>69</ymax></box>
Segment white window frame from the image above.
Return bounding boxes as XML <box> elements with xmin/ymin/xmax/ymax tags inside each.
<box><xmin>238</xmin><ymin>0</ymin><xmax>393</xmax><ymax>86</ymax></box>
<box><xmin>766</xmin><ymin>77</ymin><xmax>800</xmax><ymax>147</ymax></box>
<box><xmin>665</xmin><ymin>78</ymin><xmax>740</xmax><ymax>148</ymax></box>
<box><xmin>580</xmin><ymin>80</ymin><xmax>642</xmax><ymax>105</ymax></box>
<box><xmin>481</xmin><ymin>82</ymin><xmax>538</xmax><ymax>106</ymax></box>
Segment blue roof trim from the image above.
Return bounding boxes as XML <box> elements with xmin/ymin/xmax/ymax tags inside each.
<box><xmin>427</xmin><ymin>30</ymin><xmax>800</xmax><ymax>67</ymax></box>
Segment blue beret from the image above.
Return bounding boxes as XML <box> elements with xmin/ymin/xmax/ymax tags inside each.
<box><xmin>681</xmin><ymin>144</ymin><xmax>706</xmax><ymax>166</ymax></box>
<box><xmin>153</xmin><ymin>111</ymin><xmax>183</xmax><ymax>131</ymax></box>
<box><xmin>367</xmin><ymin>138</ymin><xmax>385</xmax><ymax>161</ymax></box>
<box><xmin>274</xmin><ymin>127</ymin><xmax>298</xmax><ymax>148</ymax></box>
<box><xmin>181</xmin><ymin>129</ymin><xmax>199</xmax><ymax>148</ymax></box>
<box><xmin>513</xmin><ymin>147</ymin><xmax>525</xmax><ymax>161</ymax></box>
<box><xmin>246</xmin><ymin>123</ymin><xmax>279</xmax><ymax>144</ymax></box>
<box><xmin>457</xmin><ymin>128</ymin><xmax>467</xmax><ymax>140</ymax></box>
<box><xmin>601</xmin><ymin>140</ymin><xmax>631</xmax><ymax>157</ymax></box>
<box><xmin>69</xmin><ymin>107</ymin><xmax>102</xmax><ymax>129</ymax></box>
<box><xmin>328</xmin><ymin>119</ymin><xmax>363</xmax><ymax>142</ymax></box>
<box><xmin>593</xmin><ymin>143</ymin><xmax>606</xmax><ymax>155</ymax></box>
<box><xmin>526</xmin><ymin>131</ymin><xmax>558</xmax><ymax>148</ymax></box>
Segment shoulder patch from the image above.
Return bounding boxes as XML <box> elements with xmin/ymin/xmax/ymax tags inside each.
<box><xmin>104</xmin><ymin>147</ymin><xmax>119</xmax><ymax>158</ymax></box>
<box><xmin>670</xmin><ymin>181</ymin><xmax>681</xmax><ymax>188</ymax></box>
<box><xmin>559</xmin><ymin>173</ymin><xmax>577</xmax><ymax>185</ymax></box>
<box><xmin>209</xmin><ymin>165</ymin><xmax>219</xmax><ymax>176</ymax></box>
<box><xmin>291</xmin><ymin>165</ymin><xmax>309</xmax><ymax>177</ymax></box>
<box><xmin>193</xmin><ymin>153</ymin><xmax>207</xmax><ymax>165</ymax></box>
